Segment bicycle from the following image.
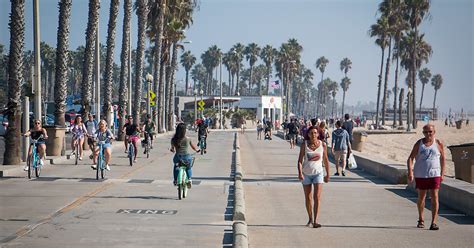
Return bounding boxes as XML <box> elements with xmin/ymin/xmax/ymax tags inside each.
<box><xmin>27</xmin><ymin>135</ymin><xmax>43</xmax><ymax>179</ymax></box>
<box><xmin>72</xmin><ymin>134</ymin><xmax>80</xmax><ymax>165</ymax></box>
<box><xmin>198</xmin><ymin>135</ymin><xmax>207</xmax><ymax>155</ymax></box>
<box><xmin>95</xmin><ymin>140</ymin><xmax>107</xmax><ymax>180</ymax></box>
<box><xmin>143</xmin><ymin>132</ymin><xmax>151</xmax><ymax>159</ymax></box>
<box><xmin>127</xmin><ymin>136</ymin><xmax>136</xmax><ymax>166</ymax></box>
<box><xmin>176</xmin><ymin>156</ymin><xmax>195</xmax><ymax>200</ymax></box>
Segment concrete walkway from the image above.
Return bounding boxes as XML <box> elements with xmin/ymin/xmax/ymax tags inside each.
<box><xmin>239</xmin><ymin>131</ymin><xmax>474</xmax><ymax>248</ymax></box>
<box><xmin>0</xmin><ymin>131</ymin><xmax>235</xmax><ymax>247</ymax></box>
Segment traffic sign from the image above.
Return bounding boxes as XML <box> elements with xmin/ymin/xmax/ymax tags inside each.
<box><xmin>198</xmin><ymin>106</ymin><xmax>204</xmax><ymax>111</ymax></box>
<box><xmin>150</xmin><ymin>101</ymin><xmax>156</xmax><ymax>107</ymax></box>
<box><xmin>198</xmin><ymin>100</ymin><xmax>205</xmax><ymax>108</ymax></box>
<box><xmin>149</xmin><ymin>91</ymin><xmax>156</xmax><ymax>101</ymax></box>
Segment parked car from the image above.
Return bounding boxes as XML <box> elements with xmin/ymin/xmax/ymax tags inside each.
<box><xmin>0</xmin><ymin>114</ymin><xmax>8</xmax><ymax>136</ymax></box>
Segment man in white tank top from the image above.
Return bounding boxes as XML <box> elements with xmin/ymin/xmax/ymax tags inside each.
<box><xmin>407</xmin><ymin>124</ymin><xmax>446</xmax><ymax>231</ymax></box>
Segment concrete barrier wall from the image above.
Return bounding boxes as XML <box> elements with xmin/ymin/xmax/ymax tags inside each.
<box><xmin>232</xmin><ymin>133</ymin><xmax>249</xmax><ymax>247</ymax></box>
<box><xmin>352</xmin><ymin>151</ymin><xmax>408</xmax><ymax>184</ymax></box>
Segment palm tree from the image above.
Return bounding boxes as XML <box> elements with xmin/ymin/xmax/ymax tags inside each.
<box><xmin>260</xmin><ymin>45</ymin><xmax>277</xmax><ymax>95</ymax></box>
<box><xmin>315</xmin><ymin>56</ymin><xmax>329</xmax><ymax>116</ymax></box>
<box><xmin>232</xmin><ymin>43</ymin><xmax>245</xmax><ymax>95</ymax></box>
<box><xmin>369</xmin><ymin>16</ymin><xmax>389</xmax><ymax>128</ymax></box>
<box><xmin>180</xmin><ymin>50</ymin><xmax>196</xmax><ymax>96</ymax></box>
<box><xmin>3</xmin><ymin>0</ymin><xmax>25</xmax><ymax>165</ymax></box>
<box><xmin>329</xmin><ymin>80</ymin><xmax>339</xmax><ymax>118</ymax></box>
<box><xmin>118</xmin><ymin>0</ymin><xmax>132</xmax><ymax>140</ymax></box>
<box><xmin>339</xmin><ymin>57</ymin><xmax>352</xmax><ymax>77</ymax></box>
<box><xmin>244</xmin><ymin>43</ymin><xmax>260</xmax><ymax>95</ymax></box>
<box><xmin>398</xmin><ymin>87</ymin><xmax>404</xmax><ymax>126</ymax></box>
<box><xmin>133</xmin><ymin>0</ymin><xmax>149</xmax><ymax>123</ymax></box>
<box><xmin>81</xmin><ymin>0</ymin><xmax>101</xmax><ymax>118</ymax></box>
<box><xmin>191</xmin><ymin>63</ymin><xmax>206</xmax><ymax>92</ymax></box>
<box><xmin>340</xmin><ymin>77</ymin><xmax>351</xmax><ymax>117</ymax></box>
<box><xmin>418</xmin><ymin>67</ymin><xmax>431</xmax><ymax>110</ymax></box>
<box><xmin>405</xmin><ymin>0</ymin><xmax>430</xmax><ymax>129</ymax></box>
<box><xmin>431</xmin><ymin>74</ymin><xmax>442</xmax><ymax>114</ymax></box>
<box><xmin>53</xmin><ymin>0</ymin><xmax>72</xmax><ymax>128</ymax></box>
<box><xmin>102</xmin><ymin>0</ymin><xmax>120</xmax><ymax>124</ymax></box>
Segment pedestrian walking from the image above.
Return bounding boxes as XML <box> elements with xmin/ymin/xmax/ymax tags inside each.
<box><xmin>342</xmin><ymin>113</ymin><xmax>355</xmax><ymax>144</ymax></box>
<box><xmin>84</xmin><ymin>114</ymin><xmax>98</xmax><ymax>163</ymax></box>
<box><xmin>318</xmin><ymin>121</ymin><xmax>329</xmax><ymax>144</ymax></box>
<box><xmin>287</xmin><ymin>119</ymin><xmax>299</xmax><ymax>149</ymax></box>
<box><xmin>256</xmin><ymin>120</ymin><xmax>263</xmax><ymax>140</ymax></box>
<box><xmin>297</xmin><ymin>126</ymin><xmax>330</xmax><ymax>228</ymax></box>
<box><xmin>407</xmin><ymin>124</ymin><xmax>445</xmax><ymax>231</ymax></box>
<box><xmin>331</xmin><ymin>120</ymin><xmax>351</xmax><ymax>176</ymax></box>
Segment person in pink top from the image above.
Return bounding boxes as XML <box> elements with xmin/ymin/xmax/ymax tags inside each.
<box><xmin>407</xmin><ymin>124</ymin><xmax>446</xmax><ymax>231</ymax></box>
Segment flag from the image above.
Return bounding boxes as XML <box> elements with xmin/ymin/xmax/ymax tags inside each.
<box><xmin>270</xmin><ymin>80</ymin><xmax>280</xmax><ymax>89</ymax></box>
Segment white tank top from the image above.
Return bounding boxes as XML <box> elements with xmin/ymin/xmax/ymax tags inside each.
<box><xmin>302</xmin><ymin>141</ymin><xmax>324</xmax><ymax>175</ymax></box>
<box><xmin>414</xmin><ymin>139</ymin><xmax>441</xmax><ymax>178</ymax></box>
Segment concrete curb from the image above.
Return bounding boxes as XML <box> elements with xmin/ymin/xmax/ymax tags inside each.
<box><xmin>352</xmin><ymin>151</ymin><xmax>408</xmax><ymax>184</ymax></box>
<box><xmin>232</xmin><ymin>132</ymin><xmax>248</xmax><ymax>248</ymax></box>
<box><xmin>233</xmin><ymin>220</ymin><xmax>248</xmax><ymax>248</ymax></box>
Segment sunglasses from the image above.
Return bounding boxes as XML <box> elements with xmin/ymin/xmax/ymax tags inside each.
<box><xmin>34</xmin><ymin>122</ymin><xmax>40</xmax><ymax>125</ymax></box>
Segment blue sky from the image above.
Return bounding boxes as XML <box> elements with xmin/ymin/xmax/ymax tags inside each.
<box><xmin>1</xmin><ymin>0</ymin><xmax>472</xmax><ymax>114</ymax></box>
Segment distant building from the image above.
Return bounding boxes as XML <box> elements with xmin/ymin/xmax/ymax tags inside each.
<box><xmin>362</xmin><ymin>107</ymin><xmax>439</xmax><ymax>121</ymax></box>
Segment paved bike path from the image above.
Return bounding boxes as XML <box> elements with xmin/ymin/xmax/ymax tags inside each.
<box><xmin>0</xmin><ymin>131</ymin><xmax>234</xmax><ymax>247</ymax></box>
<box><xmin>239</xmin><ymin>132</ymin><xmax>474</xmax><ymax>248</ymax></box>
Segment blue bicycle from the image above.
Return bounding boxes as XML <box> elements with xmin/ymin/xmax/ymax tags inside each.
<box><xmin>96</xmin><ymin>141</ymin><xmax>106</xmax><ymax>180</ymax></box>
<box><xmin>176</xmin><ymin>156</ymin><xmax>195</xmax><ymax>200</ymax></box>
<box><xmin>27</xmin><ymin>135</ymin><xmax>43</xmax><ymax>179</ymax></box>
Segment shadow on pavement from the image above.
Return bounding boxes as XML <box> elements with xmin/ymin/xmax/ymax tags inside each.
<box><xmin>91</xmin><ymin>195</ymin><xmax>176</xmax><ymax>201</ymax></box>
<box><xmin>385</xmin><ymin>188</ymin><xmax>474</xmax><ymax>225</ymax></box>
<box><xmin>243</xmin><ymin>177</ymin><xmax>300</xmax><ymax>183</ymax></box>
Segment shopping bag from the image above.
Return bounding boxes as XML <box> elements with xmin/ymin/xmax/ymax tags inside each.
<box><xmin>348</xmin><ymin>153</ymin><xmax>357</xmax><ymax>169</ymax></box>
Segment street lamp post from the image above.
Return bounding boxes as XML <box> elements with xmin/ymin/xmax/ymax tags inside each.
<box><xmin>200</xmin><ymin>89</ymin><xmax>204</xmax><ymax>118</ymax></box>
<box><xmin>219</xmin><ymin>56</ymin><xmax>223</xmax><ymax>129</ymax></box>
<box><xmin>194</xmin><ymin>89</ymin><xmax>198</xmax><ymax>126</ymax></box>
<box><xmin>33</xmin><ymin>0</ymin><xmax>42</xmax><ymax>123</ymax></box>
<box><xmin>146</xmin><ymin>73</ymin><xmax>153</xmax><ymax>116</ymax></box>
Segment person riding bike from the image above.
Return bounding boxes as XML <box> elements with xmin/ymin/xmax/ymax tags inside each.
<box><xmin>141</xmin><ymin>114</ymin><xmax>155</xmax><ymax>153</ymax></box>
<box><xmin>170</xmin><ymin>123</ymin><xmax>200</xmax><ymax>187</ymax></box>
<box><xmin>84</xmin><ymin>114</ymin><xmax>98</xmax><ymax>163</ymax></box>
<box><xmin>22</xmin><ymin>119</ymin><xmax>48</xmax><ymax>171</ymax></box>
<box><xmin>91</xmin><ymin>120</ymin><xmax>114</xmax><ymax>171</ymax></box>
<box><xmin>196</xmin><ymin>118</ymin><xmax>209</xmax><ymax>154</ymax></box>
<box><xmin>71</xmin><ymin>115</ymin><xmax>87</xmax><ymax>160</ymax></box>
<box><xmin>123</xmin><ymin>115</ymin><xmax>140</xmax><ymax>163</ymax></box>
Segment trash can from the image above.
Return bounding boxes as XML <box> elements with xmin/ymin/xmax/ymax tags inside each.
<box><xmin>455</xmin><ymin>120</ymin><xmax>462</xmax><ymax>129</ymax></box>
<box><xmin>448</xmin><ymin>143</ymin><xmax>474</xmax><ymax>183</ymax></box>
<box><xmin>44</xmin><ymin>126</ymin><xmax>67</xmax><ymax>156</ymax></box>
<box><xmin>352</xmin><ymin>131</ymin><xmax>368</xmax><ymax>152</ymax></box>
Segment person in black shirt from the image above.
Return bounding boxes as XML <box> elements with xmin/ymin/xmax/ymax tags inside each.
<box><xmin>196</xmin><ymin>119</ymin><xmax>209</xmax><ymax>153</ymax></box>
<box><xmin>287</xmin><ymin>119</ymin><xmax>299</xmax><ymax>149</ymax></box>
<box><xmin>23</xmin><ymin>119</ymin><xmax>48</xmax><ymax>171</ymax></box>
<box><xmin>122</xmin><ymin>115</ymin><xmax>141</xmax><ymax>162</ymax></box>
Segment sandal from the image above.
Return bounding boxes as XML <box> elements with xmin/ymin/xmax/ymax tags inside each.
<box><xmin>313</xmin><ymin>223</ymin><xmax>322</xmax><ymax>228</ymax></box>
<box><xmin>417</xmin><ymin>220</ymin><xmax>425</xmax><ymax>228</ymax></box>
<box><xmin>429</xmin><ymin>223</ymin><xmax>439</xmax><ymax>230</ymax></box>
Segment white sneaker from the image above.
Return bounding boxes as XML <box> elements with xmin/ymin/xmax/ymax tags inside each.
<box><xmin>23</xmin><ymin>166</ymin><xmax>29</xmax><ymax>171</ymax></box>
<box><xmin>105</xmin><ymin>164</ymin><xmax>111</xmax><ymax>171</ymax></box>
<box><xmin>91</xmin><ymin>165</ymin><xmax>97</xmax><ymax>170</ymax></box>
<box><xmin>70</xmin><ymin>150</ymin><xmax>75</xmax><ymax>156</ymax></box>
<box><xmin>39</xmin><ymin>159</ymin><xmax>44</xmax><ymax>166</ymax></box>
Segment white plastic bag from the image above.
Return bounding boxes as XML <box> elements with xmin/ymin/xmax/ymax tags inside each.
<box><xmin>348</xmin><ymin>153</ymin><xmax>357</xmax><ymax>169</ymax></box>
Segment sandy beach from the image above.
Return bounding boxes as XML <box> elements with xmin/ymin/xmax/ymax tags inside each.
<box><xmin>357</xmin><ymin>120</ymin><xmax>473</xmax><ymax>177</ymax></box>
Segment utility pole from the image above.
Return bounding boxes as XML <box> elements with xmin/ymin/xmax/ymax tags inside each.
<box><xmin>33</xmin><ymin>0</ymin><xmax>42</xmax><ymax>122</ymax></box>
<box><xmin>95</xmin><ymin>24</ymin><xmax>101</xmax><ymax>119</ymax></box>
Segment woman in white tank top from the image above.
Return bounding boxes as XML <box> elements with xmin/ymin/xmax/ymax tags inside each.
<box><xmin>298</xmin><ymin>126</ymin><xmax>330</xmax><ymax>228</ymax></box>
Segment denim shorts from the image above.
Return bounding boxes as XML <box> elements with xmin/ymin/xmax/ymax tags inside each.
<box><xmin>302</xmin><ymin>173</ymin><xmax>324</xmax><ymax>185</ymax></box>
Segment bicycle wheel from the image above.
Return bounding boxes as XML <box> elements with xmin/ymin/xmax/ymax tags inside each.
<box><xmin>35</xmin><ymin>157</ymin><xmax>41</xmax><ymax>178</ymax></box>
<box><xmin>129</xmin><ymin>145</ymin><xmax>133</xmax><ymax>166</ymax></box>
<box><xmin>183</xmin><ymin>181</ymin><xmax>188</xmax><ymax>198</ymax></box>
<box><xmin>27</xmin><ymin>153</ymin><xmax>32</xmax><ymax>179</ymax></box>
<box><xmin>101</xmin><ymin>167</ymin><xmax>105</xmax><ymax>179</ymax></box>
<box><xmin>96</xmin><ymin>156</ymin><xmax>101</xmax><ymax>180</ymax></box>
<box><xmin>146</xmin><ymin>145</ymin><xmax>149</xmax><ymax>158</ymax></box>
<box><xmin>178</xmin><ymin>185</ymin><xmax>183</xmax><ymax>200</ymax></box>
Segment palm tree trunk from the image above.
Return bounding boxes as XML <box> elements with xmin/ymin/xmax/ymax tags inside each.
<box><xmin>185</xmin><ymin>69</ymin><xmax>189</xmax><ymax>96</ymax></box>
<box><xmin>167</xmin><ymin>42</ymin><xmax>178</xmax><ymax>131</ymax></box>
<box><xmin>411</xmin><ymin>26</ymin><xmax>418</xmax><ymax>129</ymax></box>
<box><xmin>375</xmin><ymin>46</ymin><xmax>385</xmax><ymax>129</ymax></box>
<box><xmin>133</xmin><ymin>0</ymin><xmax>148</xmax><ymax>124</ymax></box>
<box><xmin>81</xmin><ymin>0</ymin><xmax>100</xmax><ymax>118</ymax></box>
<box><xmin>102</xmin><ymin>0</ymin><xmax>120</xmax><ymax>124</ymax></box>
<box><xmin>53</xmin><ymin>0</ymin><xmax>72</xmax><ymax>127</ymax></box>
<box><xmin>158</xmin><ymin>40</ymin><xmax>168</xmax><ymax>132</ymax></box>
<box><xmin>3</xmin><ymin>0</ymin><xmax>25</xmax><ymax>165</ymax></box>
<box><xmin>392</xmin><ymin>44</ymin><xmax>400</xmax><ymax>127</ymax></box>
<box><xmin>381</xmin><ymin>37</ymin><xmax>392</xmax><ymax>125</ymax></box>
<box><xmin>342</xmin><ymin>90</ymin><xmax>346</xmax><ymax>118</ymax></box>
<box><xmin>398</xmin><ymin>88</ymin><xmax>404</xmax><ymax>126</ymax></box>
<box><xmin>118</xmin><ymin>0</ymin><xmax>131</xmax><ymax>141</ymax></box>
<box><xmin>266</xmin><ymin>66</ymin><xmax>271</xmax><ymax>95</ymax></box>
<box><xmin>235</xmin><ymin>65</ymin><xmax>240</xmax><ymax>95</ymax></box>
<box><xmin>432</xmin><ymin>89</ymin><xmax>437</xmax><ymax>114</ymax></box>
<box><xmin>227</xmin><ymin>68</ymin><xmax>231</xmax><ymax>96</ymax></box>
<box><xmin>419</xmin><ymin>82</ymin><xmax>425</xmax><ymax>110</ymax></box>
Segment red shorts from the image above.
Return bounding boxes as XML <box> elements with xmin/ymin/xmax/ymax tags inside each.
<box><xmin>415</xmin><ymin>177</ymin><xmax>441</xmax><ymax>190</ymax></box>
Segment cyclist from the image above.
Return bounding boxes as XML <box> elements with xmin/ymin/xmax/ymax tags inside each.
<box><xmin>142</xmin><ymin>114</ymin><xmax>155</xmax><ymax>153</ymax></box>
<box><xmin>71</xmin><ymin>115</ymin><xmax>87</xmax><ymax>160</ymax></box>
<box><xmin>84</xmin><ymin>114</ymin><xmax>98</xmax><ymax>163</ymax></box>
<box><xmin>123</xmin><ymin>115</ymin><xmax>140</xmax><ymax>162</ymax></box>
<box><xmin>91</xmin><ymin>120</ymin><xmax>114</xmax><ymax>171</ymax></box>
<box><xmin>170</xmin><ymin>123</ymin><xmax>200</xmax><ymax>187</ymax></box>
<box><xmin>23</xmin><ymin>119</ymin><xmax>48</xmax><ymax>171</ymax></box>
<box><xmin>196</xmin><ymin>118</ymin><xmax>209</xmax><ymax>153</ymax></box>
